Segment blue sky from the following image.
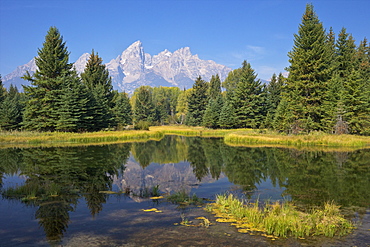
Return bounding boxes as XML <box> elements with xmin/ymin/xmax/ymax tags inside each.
<box><xmin>0</xmin><ymin>0</ymin><xmax>369</xmax><ymax>80</ymax></box>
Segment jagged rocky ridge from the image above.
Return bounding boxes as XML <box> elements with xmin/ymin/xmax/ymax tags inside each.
<box><xmin>3</xmin><ymin>41</ymin><xmax>232</xmax><ymax>93</ymax></box>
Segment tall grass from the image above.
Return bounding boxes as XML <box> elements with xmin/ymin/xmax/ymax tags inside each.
<box><xmin>150</xmin><ymin>125</ymin><xmax>252</xmax><ymax>137</ymax></box>
<box><xmin>224</xmin><ymin>131</ymin><xmax>370</xmax><ymax>147</ymax></box>
<box><xmin>1</xmin><ymin>126</ymin><xmax>369</xmax><ymax>148</ymax></box>
<box><xmin>0</xmin><ymin>130</ymin><xmax>164</xmax><ymax>148</ymax></box>
<box><xmin>207</xmin><ymin>194</ymin><xmax>354</xmax><ymax>238</ymax></box>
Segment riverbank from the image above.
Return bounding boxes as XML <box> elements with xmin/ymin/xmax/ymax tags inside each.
<box><xmin>1</xmin><ymin>126</ymin><xmax>369</xmax><ymax>149</ymax></box>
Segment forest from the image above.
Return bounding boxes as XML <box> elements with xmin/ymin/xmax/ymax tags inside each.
<box><xmin>0</xmin><ymin>4</ymin><xmax>369</xmax><ymax>135</ymax></box>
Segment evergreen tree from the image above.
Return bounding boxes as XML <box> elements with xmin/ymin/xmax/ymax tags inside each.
<box><xmin>335</xmin><ymin>28</ymin><xmax>356</xmax><ymax>79</ymax></box>
<box><xmin>81</xmin><ymin>50</ymin><xmax>115</xmax><ymax>130</ymax></box>
<box><xmin>202</xmin><ymin>96</ymin><xmax>223</xmax><ymax>128</ymax></box>
<box><xmin>230</xmin><ymin>61</ymin><xmax>266</xmax><ymax>128</ymax></box>
<box><xmin>22</xmin><ymin>27</ymin><xmax>76</xmax><ymax>131</ymax></box>
<box><xmin>0</xmin><ymin>85</ymin><xmax>24</xmax><ymax>130</ymax></box>
<box><xmin>203</xmin><ymin>74</ymin><xmax>223</xmax><ymax>128</ymax></box>
<box><xmin>355</xmin><ymin>38</ymin><xmax>370</xmax><ymax>82</ymax></box>
<box><xmin>0</xmin><ymin>75</ymin><xmax>5</xmax><ymax>103</ymax></box>
<box><xmin>185</xmin><ymin>76</ymin><xmax>209</xmax><ymax>126</ymax></box>
<box><xmin>218</xmin><ymin>97</ymin><xmax>237</xmax><ymax>129</ymax></box>
<box><xmin>112</xmin><ymin>92</ymin><xmax>132</xmax><ymax>129</ymax></box>
<box><xmin>342</xmin><ymin>70</ymin><xmax>370</xmax><ymax>135</ymax></box>
<box><xmin>280</xmin><ymin>4</ymin><xmax>333</xmax><ymax>133</ymax></box>
<box><xmin>54</xmin><ymin>73</ymin><xmax>92</xmax><ymax>132</ymax></box>
<box><xmin>133</xmin><ymin>86</ymin><xmax>155</xmax><ymax>124</ymax></box>
<box><xmin>265</xmin><ymin>73</ymin><xmax>285</xmax><ymax>129</ymax></box>
<box><xmin>208</xmin><ymin>74</ymin><xmax>222</xmax><ymax>100</ymax></box>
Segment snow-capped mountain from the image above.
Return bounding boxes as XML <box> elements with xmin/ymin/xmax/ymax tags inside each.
<box><xmin>3</xmin><ymin>41</ymin><xmax>232</xmax><ymax>93</ymax></box>
<box><xmin>2</xmin><ymin>58</ymin><xmax>37</xmax><ymax>90</ymax></box>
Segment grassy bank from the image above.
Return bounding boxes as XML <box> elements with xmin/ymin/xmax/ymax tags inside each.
<box><xmin>0</xmin><ymin>130</ymin><xmax>164</xmax><ymax>148</ymax></box>
<box><xmin>150</xmin><ymin>125</ymin><xmax>251</xmax><ymax>137</ymax></box>
<box><xmin>207</xmin><ymin>194</ymin><xmax>354</xmax><ymax>238</ymax></box>
<box><xmin>224</xmin><ymin>131</ymin><xmax>370</xmax><ymax>147</ymax></box>
<box><xmin>1</xmin><ymin>126</ymin><xmax>369</xmax><ymax>149</ymax></box>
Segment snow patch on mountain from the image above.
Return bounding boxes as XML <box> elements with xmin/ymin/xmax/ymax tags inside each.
<box><xmin>3</xmin><ymin>41</ymin><xmax>232</xmax><ymax>93</ymax></box>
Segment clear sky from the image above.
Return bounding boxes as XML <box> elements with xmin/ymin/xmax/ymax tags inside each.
<box><xmin>0</xmin><ymin>0</ymin><xmax>369</xmax><ymax>80</ymax></box>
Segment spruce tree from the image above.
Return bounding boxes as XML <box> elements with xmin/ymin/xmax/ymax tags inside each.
<box><xmin>218</xmin><ymin>97</ymin><xmax>237</xmax><ymax>129</ymax></box>
<box><xmin>0</xmin><ymin>75</ymin><xmax>5</xmax><ymax>103</ymax></box>
<box><xmin>203</xmin><ymin>96</ymin><xmax>223</xmax><ymax>128</ymax></box>
<box><xmin>203</xmin><ymin>74</ymin><xmax>223</xmax><ymax>128</ymax></box>
<box><xmin>81</xmin><ymin>50</ymin><xmax>115</xmax><ymax>130</ymax></box>
<box><xmin>230</xmin><ymin>61</ymin><xmax>266</xmax><ymax>128</ymax></box>
<box><xmin>281</xmin><ymin>4</ymin><xmax>333</xmax><ymax>133</ymax></box>
<box><xmin>265</xmin><ymin>73</ymin><xmax>285</xmax><ymax>129</ymax></box>
<box><xmin>208</xmin><ymin>74</ymin><xmax>222</xmax><ymax>100</ymax></box>
<box><xmin>185</xmin><ymin>76</ymin><xmax>209</xmax><ymax>126</ymax></box>
<box><xmin>0</xmin><ymin>85</ymin><xmax>24</xmax><ymax>130</ymax></box>
<box><xmin>54</xmin><ymin>72</ymin><xmax>92</xmax><ymax>132</ymax></box>
<box><xmin>112</xmin><ymin>92</ymin><xmax>132</xmax><ymax>130</ymax></box>
<box><xmin>22</xmin><ymin>27</ymin><xmax>75</xmax><ymax>131</ymax></box>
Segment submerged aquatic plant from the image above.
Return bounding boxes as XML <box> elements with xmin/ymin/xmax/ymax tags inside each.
<box><xmin>207</xmin><ymin>194</ymin><xmax>354</xmax><ymax>238</ymax></box>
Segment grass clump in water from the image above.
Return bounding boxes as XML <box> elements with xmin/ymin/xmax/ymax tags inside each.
<box><xmin>206</xmin><ymin>194</ymin><xmax>354</xmax><ymax>238</ymax></box>
<box><xmin>167</xmin><ymin>190</ymin><xmax>203</xmax><ymax>205</ymax></box>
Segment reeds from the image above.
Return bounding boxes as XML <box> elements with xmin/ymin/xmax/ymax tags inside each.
<box><xmin>207</xmin><ymin>194</ymin><xmax>354</xmax><ymax>238</ymax></box>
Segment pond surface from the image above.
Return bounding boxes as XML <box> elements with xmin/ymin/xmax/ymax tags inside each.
<box><xmin>0</xmin><ymin>136</ymin><xmax>369</xmax><ymax>246</ymax></box>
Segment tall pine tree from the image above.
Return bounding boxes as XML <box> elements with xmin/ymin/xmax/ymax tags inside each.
<box><xmin>203</xmin><ymin>74</ymin><xmax>223</xmax><ymax>128</ymax></box>
<box><xmin>230</xmin><ymin>61</ymin><xmax>266</xmax><ymax>128</ymax></box>
<box><xmin>185</xmin><ymin>76</ymin><xmax>209</xmax><ymax>126</ymax></box>
<box><xmin>0</xmin><ymin>85</ymin><xmax>24</xmax><ymax>130</ymax></box>
<box><xmin>22</xmin><ymin>27</ymin><xmax>77</xmax><ymax>131</ymax></box>
<box><xmin>280</xmin><ymin>4</ymin><xmax>333</xmax><ymax>133</ymax></box>
<box><xmin>81</xmin><ymin>50</ymin><xmax>115</xmax><ymax>130</ymax></box>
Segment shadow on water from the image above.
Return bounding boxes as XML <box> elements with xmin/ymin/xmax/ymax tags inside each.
<box><xmin>0</xmin><ymin>135</ymin><xmax>369</xmax><ymax>246</ymax></box>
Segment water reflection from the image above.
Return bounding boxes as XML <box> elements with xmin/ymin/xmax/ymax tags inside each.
<box><xmin>0</xmin><ymin>136</ymin><xmax>369</xmax><ymax>244</ymax></box>
<box><xmin>1</xmin><ymin>144</ymin><xmax>131</xmax><ymax>243</ymax></box>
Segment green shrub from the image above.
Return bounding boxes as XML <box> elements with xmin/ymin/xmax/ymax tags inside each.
<box><xmin>134</xmin><ymin>121</ymin><xmax>150</xmax><ymax>130</ymax></box>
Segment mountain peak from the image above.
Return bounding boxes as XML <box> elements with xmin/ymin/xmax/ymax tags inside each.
<box><xmin>73</xmin><ymin>53</ymin><xmax>90</xmax><ymax>74</ymax></box>
<box><xmin>3</xmin><ymin>41</ymin><xmax>232</xmax><ymax>93</ymax></box>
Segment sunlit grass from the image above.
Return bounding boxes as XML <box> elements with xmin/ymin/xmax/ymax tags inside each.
<box><xmin>206</xmin><ymin>194</ymin><xmax>354</xmax><ymax>238</ymax></box>
<box><xmin>150</xmin><ymin>125</ymin><xmax>252</xmax><ymax>137</ymax></box>
<box><xmin>224</xmin><ymin>130</ymin><xmax>370</xmax><ymax>147</ymax></box>
<box><xmin>1</xmin><ymin>126</ymin><xmax>369</xmax><ymax>149</ymax></box>
<box><xmin>0</xmin><ymin>130</ymin><xmax>164</xmax><ymax>148</ymax></box>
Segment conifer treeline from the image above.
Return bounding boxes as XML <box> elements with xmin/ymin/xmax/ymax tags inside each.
<box><xmin>0</xmin><ymin>4</ymin><xmax>369</xmax><ymax>134</ymax></box>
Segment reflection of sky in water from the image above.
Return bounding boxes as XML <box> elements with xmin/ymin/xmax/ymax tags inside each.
<box><xmin>2</xmin><ymin>174</ymin><xmax>26</xmax><ymax>189</ymax></box>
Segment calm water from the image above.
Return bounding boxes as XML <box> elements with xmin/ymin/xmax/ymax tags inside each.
<box><xmin>0</xmin><ymin>136</ymin><xmax>369</xmax><ymax>246</ymax></box>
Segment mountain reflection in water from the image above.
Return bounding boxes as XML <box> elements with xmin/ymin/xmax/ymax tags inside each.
<box><xmin>0</xmin><ymin>135</ymin><xmax>369</xmax><ymax>246</ymax></box>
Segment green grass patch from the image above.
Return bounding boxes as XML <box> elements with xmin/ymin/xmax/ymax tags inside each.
<box><xmin>206</xmin><ymin>194</ymin><xmax>354</xmax><ymax>238</ymax></box>
<box><xmin>167</xmin><ymin>190</ymin><xmax>203</xmax><ymax>205</ymax></box>
<box><xmin>224</xmin><ymin>130</ymin><xmax>370</xmax><ymax>148</ymax></box>
<box><xmin>0</xmin><ymin>130</ymin><xmax>164</xmax><ymax>148</ymax></box>
<box><xmin>1</xmin><ymin>126</ymin><xmax>369</xmax><ymax>149</ymax></box>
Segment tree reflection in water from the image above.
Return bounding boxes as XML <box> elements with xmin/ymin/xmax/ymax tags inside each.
<box><xmin>1</xmin><ymin>144</ymin><xmax>131</xmax><ymax>244</ymax></box>
<box><xmin>0</xmin><ymin>136</ymin><xmax>369</xmax><ymax>244</ymax></box>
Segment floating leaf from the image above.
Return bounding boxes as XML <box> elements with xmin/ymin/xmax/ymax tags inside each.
<box><xmin>142</xmin><ymin>208</ymin><xmax>159</xmax><ymax>212</ymax></box>
<box><xmin>99</xmin><ymin>191</ymin><xmax>116</xmax><ymax>194</ymax></box>
<box><xmin>216</xmin><ymin>218</ymin><xmax>237</xmax><ymax>223</ymax></box>
<box><xmin>150</xmin><ymin>196</ymin><xmax>164</xmax><ymax>200</ymax></box>
<box><xmin>237</xmin><ymin>229</ymin><xmax>249</xmax><ymax>233</ymax></box>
